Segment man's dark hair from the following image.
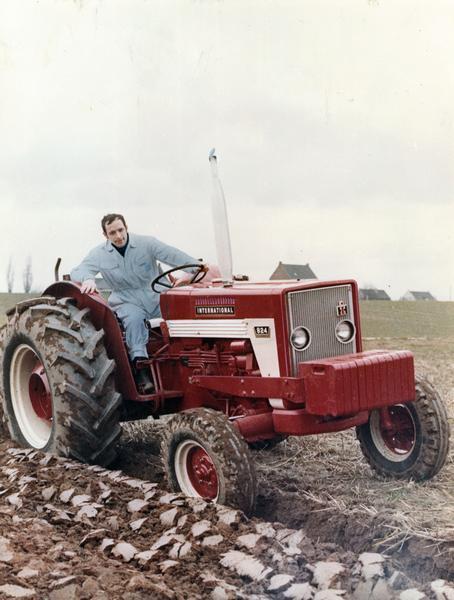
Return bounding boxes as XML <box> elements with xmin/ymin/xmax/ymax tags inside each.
<box><xmin>101</xmin><ymin>214</ymin><xmax>127</xmax><ymax>233</ymax></box>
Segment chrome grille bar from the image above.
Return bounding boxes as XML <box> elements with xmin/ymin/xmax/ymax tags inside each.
<box><xmin>287</xmin><ymin>285</ymin><xmax>356</xmax><ymax>375</ymax></box>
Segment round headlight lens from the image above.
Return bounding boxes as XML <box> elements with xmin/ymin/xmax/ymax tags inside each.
<box><xmin>290</xmin><ymin>326</ymin><xmax>311</xmax><ymax>351</ymax></box>
<box><xmin>335</xmin><ymin>320</ymin><xmax>356</xmax><ymax>344</ymax></box>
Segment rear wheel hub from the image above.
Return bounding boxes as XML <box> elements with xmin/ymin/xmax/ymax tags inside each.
<box><xmin>10</xmin><ymin>344</ymin><xmax>52</xmax><ymax>449</ymax></box>
<box><xmin>29</xmin><ymin>364</ymin><xmax>52</xmax><ymax>421</ymax></box>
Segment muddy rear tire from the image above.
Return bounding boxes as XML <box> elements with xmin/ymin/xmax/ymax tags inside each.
<box><xmin>160</xmin><ymin>408</ymin><xmax>257</xmax><ymax>515</ymax></box>
<box><xmin>356</xmin><ymin>377</ymin><xmax>450</xmax><ymax>480</ymax></box>
<box><xmin>0</xmin><ymin>297</ymin><xmax>122</xmax><ymax>466</ymax></box>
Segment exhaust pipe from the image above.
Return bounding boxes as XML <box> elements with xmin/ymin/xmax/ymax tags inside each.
<box><xmin>209</xmin><ymin>149</ymin><xmax>233</xmax><ymax>282</ymax></box>
<box><xmin>54</xmin><ymin>257</ymin><xmax>62</xmax><ymax>282</ymax></box>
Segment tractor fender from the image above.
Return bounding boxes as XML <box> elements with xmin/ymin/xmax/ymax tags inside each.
<box><xmin>43</xmin><ymin>281</ymin><xmax>137</xmax><ymax>401</ymax></box>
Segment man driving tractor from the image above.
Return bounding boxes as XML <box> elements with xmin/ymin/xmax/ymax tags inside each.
<box><xmin>70</xmin><ymin>213</ymin><xmax>206</xmax><ymax>389</ymax></box>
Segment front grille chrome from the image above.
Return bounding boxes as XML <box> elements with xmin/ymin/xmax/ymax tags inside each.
<box><xmin>287</xmin><ymin>285</ymin><xmax>356</xmax><ymax>375</ymax></box>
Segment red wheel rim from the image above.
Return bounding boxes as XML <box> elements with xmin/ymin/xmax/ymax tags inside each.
<box><xmin>379</xmin><ymin>405</ymin><xmax>415</xmax><ymax>455</ymax></box>
<box><xmin>186</xmin><ymin>446</ymin><xmax>219</xmax><ymax>500</ymax></box>
<box><xmin>29</xmin><ymin>363</ymin><xmax>52</xmax><ymax>422</ymax></box>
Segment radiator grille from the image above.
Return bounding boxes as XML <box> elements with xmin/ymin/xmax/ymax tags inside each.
<box><xmin>287</xmin><ymin>285</ymin><xmax>357</xmax><ymax>375</ymax></box>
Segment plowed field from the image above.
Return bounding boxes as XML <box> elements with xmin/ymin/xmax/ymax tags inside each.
<box><xmin>0</xmin><ymin>298</ymin><xmax>452</xmax><ymax>598</ymax></box>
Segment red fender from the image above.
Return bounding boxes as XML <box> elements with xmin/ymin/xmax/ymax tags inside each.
<box><xmin>43</xmin><ymin>281</ymin><xmax>139</xmax><ymax>401</ymax></box>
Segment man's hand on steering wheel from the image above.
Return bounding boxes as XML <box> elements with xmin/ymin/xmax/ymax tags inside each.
<box><xmin>151</xmin><ymin>263</ymin><xmax>207</xmax><ymax>293</ymax></box>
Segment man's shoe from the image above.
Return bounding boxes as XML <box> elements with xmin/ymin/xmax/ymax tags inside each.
<box><xmin>136</xmin><ymin>368</ymin><xmax>154</xmax><ymax>394</ymax></box>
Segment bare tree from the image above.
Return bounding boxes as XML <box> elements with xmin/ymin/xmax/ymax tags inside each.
<box><xmin>6</xmin><ymin>257</ymin><xmax>14</xmax><ymax>293</ymax></box>
<box><xmin>23</xmin><ymin>256</ymin><xmax>33</xmax><ymax>293</ymax></box>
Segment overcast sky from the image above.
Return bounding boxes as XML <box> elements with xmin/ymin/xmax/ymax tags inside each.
<box><xmin>0</xmin><ymin>0</ymin><xmax>453</xmax><ymax>299</ymax></box>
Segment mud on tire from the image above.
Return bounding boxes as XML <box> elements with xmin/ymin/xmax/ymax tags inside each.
<box><xmin>356</xmin><ymin>376</ymin><xmax>450</xmax><ymax>480</ymax></box>
<box><xmin>160</xmin><ymin>408</ymin><xmax>257</xmax><ymax>515</ymax></box>
<box><xmin>0</xmin><ymin>296</ymin><xmax>122</xmax><ymax>466</ymax></box>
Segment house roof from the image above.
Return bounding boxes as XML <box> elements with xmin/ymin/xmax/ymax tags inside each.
<box><xmin>360</xmin><ymin>288</ymin><xmax>390</xmax><ymax>300</ymax></box>
<box><xmin>407</xmin><ymin>291</ymin><xmax>436</xmax><ymax>300</ymax></box>
<box><xmin>271</xmin><ymin>262</ymin><xmax>317</xmax><ymax>280</ymax></box>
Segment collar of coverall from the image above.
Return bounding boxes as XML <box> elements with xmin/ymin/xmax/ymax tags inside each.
<box><xmin>106</xmin><ymin>233</ymin><xmax>136</xmax><ymax>252</ymax></box>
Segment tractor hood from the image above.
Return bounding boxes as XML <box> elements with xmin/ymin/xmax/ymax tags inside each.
<box><xmin>160</xmin><ymin>277</ymin><xmax>360</xmax><ymax>322</ymax></box>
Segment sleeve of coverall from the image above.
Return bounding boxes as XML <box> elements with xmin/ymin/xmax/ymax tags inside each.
<box><xmin>148</xmin><ymin>237</ymin><xmax>201</xmax><ymax>272</ymax></box>
<box><xmin>70</xmin><ymin>249</ymin><xmax>101</xmax><ymax>282</ymax></box>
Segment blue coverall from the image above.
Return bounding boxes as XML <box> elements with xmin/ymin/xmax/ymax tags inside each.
<box><xmin>70</xmin><ymin>233</ymin><xmax>199</xmax><ymax>360</ymax></box>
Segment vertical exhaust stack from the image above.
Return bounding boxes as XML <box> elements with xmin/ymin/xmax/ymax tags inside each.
<box><xmin>209</xmin><ymin>149</ymin><xmax>233</xmax><ymax>282</ymax></box>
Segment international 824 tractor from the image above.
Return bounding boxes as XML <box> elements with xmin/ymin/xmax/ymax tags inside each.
<box><xmin>0</xmin><ymin>152</ymin><xmax>450</xmax><ymax>514</ymax></box>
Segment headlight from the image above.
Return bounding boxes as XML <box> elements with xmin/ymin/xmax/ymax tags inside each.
<box><xmin>290</xmin><ymin>326</ymin><xmax>311</xmax><ymax>351</ymax></box>
<box><xmin>335</xmin><ymin>320</ymin><xmax>356</xmax><ymax>344</ymax></box>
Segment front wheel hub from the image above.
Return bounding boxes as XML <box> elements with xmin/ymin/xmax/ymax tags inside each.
<box><xmin>371</xmin><ymin>405</ymin><xmax>416</xmax><ymax>462</ymax></box>
<box><xmin>174</xmin><ymin>440</ymin><xmax>219</xmax><ymax>500</ymax></box>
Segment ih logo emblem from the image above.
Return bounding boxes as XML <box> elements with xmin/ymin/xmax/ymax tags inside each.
<box><xmin>336</xmin><ymin>301</ymin><xmax>348</xmax><ymax>317</ymax></box>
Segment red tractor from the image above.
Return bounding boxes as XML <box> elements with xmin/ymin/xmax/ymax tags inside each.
<box><xmin>0</xmin><ymin>154</ymin><xmax>449</xmax><ymax>515</ymax></box>
<box><xmin>0</xmin><ymin>270</ymin><xmax>449</xmax><ymax>514</ymax></box>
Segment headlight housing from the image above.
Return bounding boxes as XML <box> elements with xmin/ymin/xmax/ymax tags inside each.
<box><xmin>290</xmin><ymin>326</ymin><xmax>311</xmax><ymax>351</ymax></box>
<box><xmin>335</xmin><ymin>319</ymin><xmax>356</xmax><ymax>344</ymax></box>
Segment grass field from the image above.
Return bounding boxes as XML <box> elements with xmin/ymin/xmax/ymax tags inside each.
<box><xmin>0</xmin><ymin>293</ymin><xmax>36</xmax><ymax>323</ymax></box>
<box><xmin>360</xmin><ymin>300</ymin><xmax>454</xmax><ymax>338</ymax></box>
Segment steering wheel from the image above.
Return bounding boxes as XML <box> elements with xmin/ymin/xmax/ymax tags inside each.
<box><xmin>151</xmin><ymin>263</ymin><xmax>207</xmax><ymax>293</ymax></box>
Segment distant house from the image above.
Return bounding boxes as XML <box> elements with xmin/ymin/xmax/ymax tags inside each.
<box><xmin>270</xmin><ymin>262</ymin><xmax>317</xmax><ymax>280</ymax></box>
<box><xmin>401</xmin><ymin>290</ymin><xmax>436</xmax><ymax>301</ymax></box>
<box><xmin>359</xmin><ymin>289</ymin><xmax>391</xmax><ymax>301</ymax></box>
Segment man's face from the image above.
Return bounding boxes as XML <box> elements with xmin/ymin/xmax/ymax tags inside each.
<box><xmin>104</xmin><ymin>218</ymin><xmax>128</xmax><ymax>247</ymax></box>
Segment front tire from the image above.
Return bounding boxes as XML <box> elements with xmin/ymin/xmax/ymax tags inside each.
<box><xmin>160</xmin><ymin>408</ymin><xmax>257</xmax><ymax>515</ymax></box>
<box><xmin>356</xmin><ymin>377</ymin><xmax>450</xmax><ymax>480</ymax></box>
<box><xmin>0</xmin><ymin>297</ymin><xmax>122</xmax><ymax>466</ymax></box>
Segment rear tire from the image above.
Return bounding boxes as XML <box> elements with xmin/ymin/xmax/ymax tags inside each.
<box><xmin>0</xmin><ymin>297</ymin><xmax>122</xmax><ymax>466</ymax></box>
<box><xmin>356</xmin><ymin>377</ymin><xmax>450</xmax><ymax>480</ymax></box>
<box><xmin>160</xmin><ymin>408</ymin><xmax>257</xmax><ymax>515</ymax></box>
